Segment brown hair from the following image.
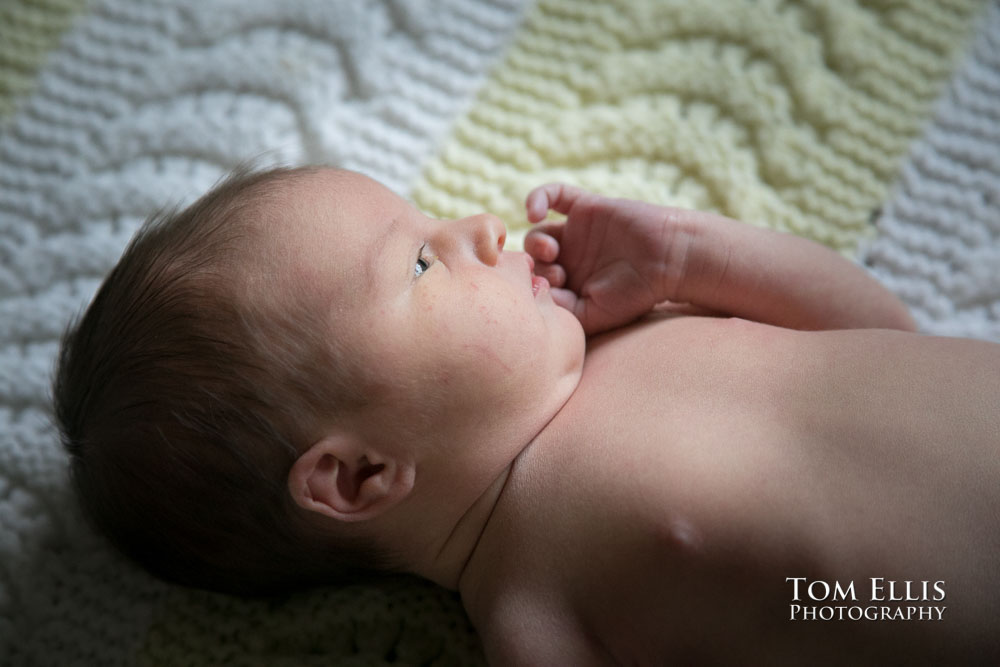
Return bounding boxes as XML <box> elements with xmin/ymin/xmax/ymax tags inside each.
<box><xmin>53</xmin><ymin>165</ymin><xmax>391</xmax><ymax>596</ymax></box>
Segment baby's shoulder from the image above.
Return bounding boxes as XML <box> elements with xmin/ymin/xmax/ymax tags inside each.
<box><xmin>587</xmin><ymin>310</ymin><xmax>783</xmax><ymax>355</ymax></box>
<box><xmin>578</xmin><ymin>313</ymin><xmax>788</xmax><ymax>402</ymax></box>
<box><xmin>478</xmin><ymin>590</ymin><xmax>614</xmax><ymax>667</ymax></box>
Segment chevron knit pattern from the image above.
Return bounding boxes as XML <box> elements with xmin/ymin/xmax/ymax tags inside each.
<box><xmin>413</xmin><ymin>0</ymin><xmax>983</xmax><ymax>253</ymax></box>
<box><xmin>861</xmin><ymin>1</ymin><xmax>1000</xmax><ymax>341</ymax></box>
<box><xmin>0</xmin><ymin>0</ymin><xmax>89</xmax><ymax>118</ymax></box>
<box><xmin>0</xmin><ymin>0</ymin><xmax>996</xmax><ymax>665</ymax></box>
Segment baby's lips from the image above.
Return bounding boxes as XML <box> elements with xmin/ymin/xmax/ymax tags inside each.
<box><xmin>532</xmin><ymin>274</ymin><xmax>549</xmax><ymax>297</ymax></box>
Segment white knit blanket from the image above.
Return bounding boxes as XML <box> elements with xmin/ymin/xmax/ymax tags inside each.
<box><xmin>860</xmin><ymin>3</ymin><xmax>1000</xmax><ymax>340</ymax></box>
<box><xmin>1</xmin><ymin>0</ymin><xmax>998</xmax><ymax>664</ymax></box>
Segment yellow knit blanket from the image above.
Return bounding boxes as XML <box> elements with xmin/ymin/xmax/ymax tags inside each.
<box><xmin>415</xmin><ymin>0</ymin><xmax>982</xmax><ymax>254</ymax></box>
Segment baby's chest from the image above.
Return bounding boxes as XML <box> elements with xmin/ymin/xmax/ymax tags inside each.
<box><xmin>536</xmin><ymin>524</ymin><xmax>785</xmax><ymax>666</ymax></box>
<box><xmin>574</xmin><ymin>317</ymin><xmax>810</xmax><ymax>470</ymax></box>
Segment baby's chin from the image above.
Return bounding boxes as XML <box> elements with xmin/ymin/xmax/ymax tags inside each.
<box><xmin>556</xmin><ymin>308</ymin><xmax>587</xmax><ymax>365</ymax></box>
<box><xmin>549</xmin><ymin>312</ymin><xmax>587</xmax><ymax>398</ymax></box>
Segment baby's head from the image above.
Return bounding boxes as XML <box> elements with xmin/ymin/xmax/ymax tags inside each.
<box><xmin>53</xmin><ymin>166</ymin><xmax>584</xmax><ymax>595</ymax></box>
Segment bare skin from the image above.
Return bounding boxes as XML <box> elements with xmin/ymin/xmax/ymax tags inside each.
<box><xmin>278</xmin><ymin>173</ymin><xmax>999</xmax><ymax>665</ymax></box>
<box><xmin>452</xmin><ymin>186</ymin><xmax>1000</xmax><ymax>665</ymax></box>
<box><xmin>460</xmin><ymin>315</ymin><xmax>1000</xmax><ymax>665</ymax></box>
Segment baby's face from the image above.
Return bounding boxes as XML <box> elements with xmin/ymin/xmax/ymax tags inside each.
<box><xmin>258</xmin><ymin>169</ymin><xmax>584</xmax><ymax>477</ymax></box>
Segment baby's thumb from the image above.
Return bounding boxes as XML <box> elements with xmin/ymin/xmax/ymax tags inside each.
<box><xmin>550</xmin><ymin>286</ymin><xmax>578</xmax><ymax>315</ymax></box>
<box><xmin>551</xmin><ymin>288</ymin><xmax>607</xmax><ymax>335</ymax></box>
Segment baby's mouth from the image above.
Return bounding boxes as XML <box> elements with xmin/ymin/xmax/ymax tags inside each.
<box><xmin>532</xmin><ymin>274</ymin><xmax>549</xmax><ymax>296</ymax></box>
<box><xmin>524</xmin><ymin>252</ymin><xmax>546</xmax><ymax>296</ymax></box>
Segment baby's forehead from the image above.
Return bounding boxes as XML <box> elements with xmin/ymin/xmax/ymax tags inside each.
<box><xmin>269</xmin><ymin>168</ymin><xmax>404</xmax><ymax>225</ymax></box>
<box><xmin>244</xmin><ymin>168</ymin><xmax>402</xmax><ymax>301</ymax></box>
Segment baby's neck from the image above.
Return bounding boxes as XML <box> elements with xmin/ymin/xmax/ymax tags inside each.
<box><xmin>411</xmin><ymin>371</ymin><xmax>585</xmax><ymax>598</ymax></box>
<box><xmin>451</xmin><ymin>424</ymin><xmax>563</xmax><ymax>626</ymax></box>
<box><xmin>416</xmin><ymin>463</ymin><xmax>515</xmax><ymax>591</ymax></box>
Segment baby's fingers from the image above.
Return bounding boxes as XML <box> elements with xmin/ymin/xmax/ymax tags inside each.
<box><xmin>524</xmin><ymin>225</ymin><xmax>561</xmax><ymax>263</ymax></box>
<box><xmin>550</xmin><ymin>286</ymin><xmax>578</xmax><ymax>314</ymax></box>
<box><xmin>532</xmin><ymin>261</ymin><xmax>566</xmax><ymax>288</ymax></box>
<box><xmin>525</xmin><ymin>183</ymin><xmax>589</xmax><ymax>221</ymax></box>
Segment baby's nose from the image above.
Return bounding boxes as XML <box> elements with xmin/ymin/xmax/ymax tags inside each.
<box><xmin>463</xmin><ymin>213</ymin><xmax>506</xmax><ymax>266</ymax></box>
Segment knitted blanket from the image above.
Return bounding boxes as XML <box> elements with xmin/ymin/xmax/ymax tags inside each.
<box><xmin>1</xmin><ymin>0</ymin><xmax>997</xmax><ymax>664</ymax></box>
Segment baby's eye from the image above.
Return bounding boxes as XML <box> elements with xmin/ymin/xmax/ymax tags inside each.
<box><xmin>414</xmin><ymin>245</ymin><xmax>434</xmax><ymax>277</ymax></box>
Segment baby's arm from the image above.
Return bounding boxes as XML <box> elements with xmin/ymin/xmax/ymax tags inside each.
<box><xmin>670</xmin><ymin>210</ymin><xmax>917</xmax><ymax>332</ymax></box>
<box><xmin>525</xmin><ymin>184</ymin><xmax>916</xmax><ymax>334</ymax></box>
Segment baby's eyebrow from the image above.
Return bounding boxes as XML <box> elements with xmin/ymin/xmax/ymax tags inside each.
<box><xmin>363</xmin><ymin>216</ymin><xmax>403</xmax><ymax>290</ymax></box>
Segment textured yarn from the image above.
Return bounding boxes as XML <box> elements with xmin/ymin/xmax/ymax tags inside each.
<box><xmin>1</xmin><ymin>0</ymin><xmax>998</xmax><ymax>665</ymax></box>
<box><xmin>141</xmin><ymin>578</ymin><xmax>481</xmax><ymax>667</ymax></box>
<box><xmin>0</xmin><ymin>0</ymin><xmax>89</xmax><ymax>118</ymax></box>
<box><xmin>412</xmin><ymin>0</ymin><xmax>984</xmax><ymax>253</ymax></box>
<box><xmin>861</xmin><ymin>1</ymin><xmax>1000</xmax><ymax>341</ymax></box>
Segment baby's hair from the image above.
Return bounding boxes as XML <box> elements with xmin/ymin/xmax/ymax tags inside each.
<box><xmin>53</xmin><ymin>165</ymin><xmax>390</xmax><ymax>596</ymax></box>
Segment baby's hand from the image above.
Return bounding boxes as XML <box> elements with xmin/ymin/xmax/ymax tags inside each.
<box><xmin>525</xmin><ymin>184</ymin><xmax>688</xmax><ymax>335</ymax></box>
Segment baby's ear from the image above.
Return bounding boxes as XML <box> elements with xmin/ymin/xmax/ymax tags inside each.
<box><xmin>288</xmin><ymin>434</ymin><xmax>415</xmax><ymax>522</ymax></box>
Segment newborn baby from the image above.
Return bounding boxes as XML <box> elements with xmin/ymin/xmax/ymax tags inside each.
<box><xmin>54</xmin><ymin>166</ymin><xmax>999</xmax><ymax>665</ymax></box>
